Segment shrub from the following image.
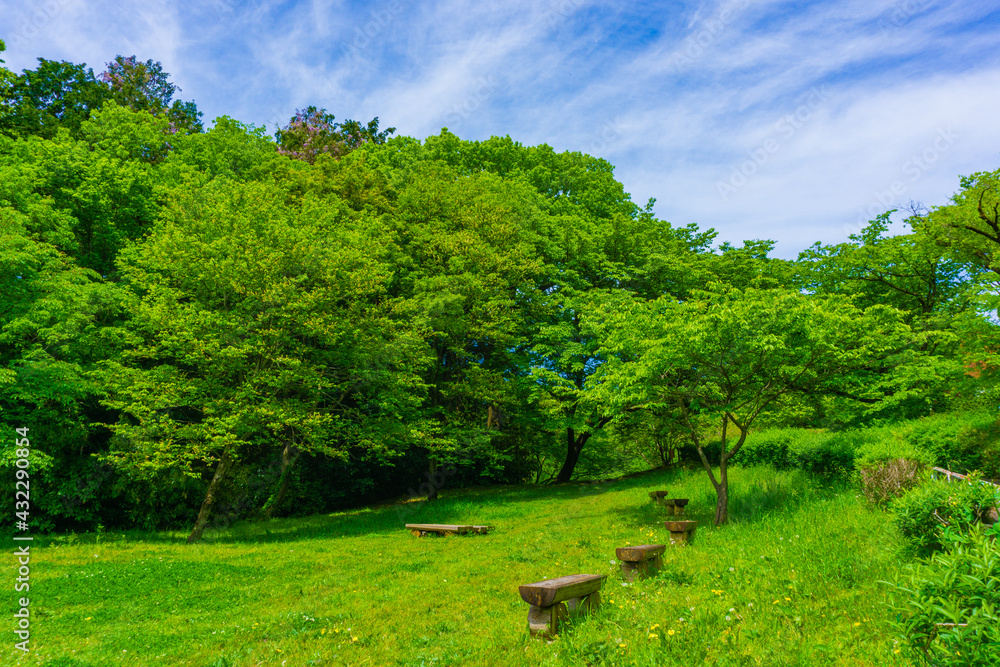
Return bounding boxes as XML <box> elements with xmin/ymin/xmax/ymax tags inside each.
<box><xmin>956</xmin><ymin>417</ymin><xmax>1000</xmax><ymax>480</ymax></box>
<box><xmin>854</xmin><ymin>431</ymin><xmax>933</xmax><ymax>506</ymax></box>
<box><xmin>729</xmin><ymin>427</ymin><xmax>800</xmax><ymax>469</ymax></box>
<box><xmin>859</xmin><ymin>459</ymin><xmax>927</xmax><ymax>506</ymax></box>
<box><xmin>892</xmin><ymin>473</ymin><xmax>1000</xmax><ymax>554</ymax></box>
<box><xmin>884</xmin><ymin>526</ymin><xmax>1000</xmax><ymax>666</ymax></box>
<box><xmin>789</xmin><ymin>429</ymin><xmax>855</xmax><ymax>478</ymax></box>
<box><xmin>900</xmin><ymin>410</ymin><xmax>1000</xmax><ymax>478</ymax></box>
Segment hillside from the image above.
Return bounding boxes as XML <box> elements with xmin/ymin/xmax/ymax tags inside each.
<box><xmin>14</xmin><ymin>466</ymin><xmax>910</xmax><ymax>666</ymax></box>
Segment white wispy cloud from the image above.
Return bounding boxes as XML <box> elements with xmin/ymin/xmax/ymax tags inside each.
<box><xmin>2</xmin><ymin>0</ymin><xmax>997</xmax><ymax>256</ymax></box>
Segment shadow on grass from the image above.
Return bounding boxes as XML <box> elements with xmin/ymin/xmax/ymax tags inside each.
<box><xmin>36</xmin><ymin>466</ymin><xmax>693</xmax><ymax>548</ymax></box>
<box><xmin>603</xmin><ymin>466</ymin><xmax>851</xmax><ymax>530</ymax></box>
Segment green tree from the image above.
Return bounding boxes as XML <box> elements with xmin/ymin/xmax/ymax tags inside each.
<box><xmin>0</xmin><ymin>58</ymin><xmax>110</xmax><ymax>139</ymax></box>
<box><xmin>276</xmin><ymin>106</ymin><xmax>393</xmax><ymax>164</ymax></box>
<box><xmin>100</xmin><ymin>178</ymin><xmax>427</xmax><ymax>542</ymax></box>
<box><xmin>798</xmin><ymin>212</ymin><xmax>971</xmax><ymax>331</ymax></box>
<box><xmin>593</xmin><ymin>287</ymin><xmax>911</xmax><ymax>525</ymax></box>
<box><xmin>0</xmin><ymin>167</ymin><xmax>120</xmax><ymax>529</ymax></box>
<box><xmin>915</xmin><ymin>168</ymin><xmax>1000</xmax><ymax>407</ymax></box>
<box><xmin>922</xmin><ymin>167</ymin><xmax>1000</xmax><ymax>274</ymax></box>
<box><xmin>100</xmin><ymin>55</ymin><xmax>202</xmax><ymax>133</ymax></box>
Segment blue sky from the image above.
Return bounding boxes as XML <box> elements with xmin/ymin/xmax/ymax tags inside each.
<box><xmin>3</xmin><ymin>0</ymin><xmax>999</xmax><ymax>257</ymax></box>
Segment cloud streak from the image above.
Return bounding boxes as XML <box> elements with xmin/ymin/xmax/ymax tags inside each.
<box><xmin>2</xmin><ymin>0</ymin><xmax>998</xmax><ymax>256</ymax></box>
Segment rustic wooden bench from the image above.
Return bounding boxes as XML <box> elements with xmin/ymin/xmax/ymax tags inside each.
<box><xmin>663</xmin><ymin>520</ymin><xmax>698</xmax><ymax>545</ymax></box>
<box><xmin>615</xmin><ymin>544</ymin><xmax>665</xmax><ymax>581</ymax></box>
<box><xmin>664</xmin><ymin>498</ymin><xmax>689</xmax><ymax>516</ymax></box>
<box><xmin>405</xmin><ymin>523</ymin><xmax>494</xmax><ymax>537</ymax></box>
<box><xmin>518</xmin><ymin>574</ymin><xmax>605</xmax><ymax>638</ymax></box>
<box><xmin>649</xmin><ymin>492</ymin><xmax>689</xmax><ymax>515</ymax></box>
<box><xmin>649</xmin><ymin>490</ymin><xmax>670</xmax><ymax>503</ymax></box>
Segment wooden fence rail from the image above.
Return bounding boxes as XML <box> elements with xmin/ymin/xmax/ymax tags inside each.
<box><xmin>930</xmin><ymin>466</ymin><xmax>1000</xmax><ymax>488</ymax></box>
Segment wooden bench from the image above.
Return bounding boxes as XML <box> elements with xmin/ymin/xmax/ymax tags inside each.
<box><xmin>649</xmin><ymin>492</ymin><xmax>689</xmax><ymax>515</ymax></box>
<box><xmin>649</xmin><ymin>490</ymin><xmax>670</xmax><ymax>504</ymax></box>
<box><xmin>615</xmin><ymin>544</ymin><xmax>665</xmax><ymax>581</ymax></box>
<box><xmin>518</xmin><ymin>574</ymin><xmax>605</xmax><ymax>638</ymax></box>
<box><xmin>663</xmin><ymin>520</ymin><xmax>698</xmax><ymax>545</ymax></box>
<box><xmin>664</xmin><ymin>498</ymin><xmax>689</xmax><ymax>516</ymax></box>
<box><xmin>405</xmin><ymin>523</ymin><xmax>494</xmax><ymax>537</ymax></box>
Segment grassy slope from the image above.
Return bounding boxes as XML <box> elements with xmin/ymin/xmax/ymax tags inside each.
<box><xmin>7</xmin><ymin>467</ymin><xmax>914</xmax><ymax>667</ymax></box>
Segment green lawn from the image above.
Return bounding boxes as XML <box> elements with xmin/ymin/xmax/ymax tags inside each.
<box><xmin>7</xmin><ymin>466</ymin><xmax>915</xmax><ymax>666</ymax></box>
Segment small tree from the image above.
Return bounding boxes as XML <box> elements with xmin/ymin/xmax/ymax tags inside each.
<box><xmin>594</xmin><ymin>287</ymin><xmax>911</xmax><ymax>525</ymax></box>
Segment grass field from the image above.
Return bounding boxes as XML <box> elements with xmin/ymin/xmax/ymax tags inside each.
<box><xmin>5</xmin><ymin>466</ymin><xmax>916</xmax><ymax>666</ymax></box>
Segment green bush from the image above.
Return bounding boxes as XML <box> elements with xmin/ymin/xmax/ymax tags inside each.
<box><xmin>892</xmin><ymin>474</ymin><xmax>1000</xmax><ymax>554</ymax></box>
<box><xmin>900</xmin><ymin>411</ymin><xmax>1000</xmax><ymax>478</ymax></box>
<box><xmin>884</xmin><ymin>526</ymin><xmax>1000</xmax><ymax>666</ymax></box>
<box><xmin>729</xmin><ymin>427</ymin><xmax>800</xmax><ymax>469</ymax></box>
<box><xmin>789</xmin><ymin>429</ymin><xmax>856</xmax><ymax>478</ymax></box>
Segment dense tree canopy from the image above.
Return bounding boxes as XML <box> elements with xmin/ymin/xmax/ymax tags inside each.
<box><xmin>0</xmin><ymin>46</ymin><xmax>994</xmax><ymax>540</ymax></box>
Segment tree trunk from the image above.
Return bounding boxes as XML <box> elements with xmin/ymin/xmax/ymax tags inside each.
<box><xmin>714</xmin><ymin>466</ymin><xmax>729</xmax><ymax>526</ymax></box>
<box><xmin>555</xmin><ymin>427</ymin><xmax>590</xmax><ymax>483</ymax></box>
<box><xmin>187</xmin><ymin>452</ymin><xmax>233</xmax><ymax>544</ymax></box>
<box><xmin>263</xmin><ymin>441</ymin><xmax>301</xmax><ymax>520</ymax></box>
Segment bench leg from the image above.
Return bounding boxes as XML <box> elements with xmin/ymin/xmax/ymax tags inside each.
<box><xmin>669</xmin><ymin>528</ymin><xmax>696</xmax><ymax>545</ymax></box>
<box><xmin>527</xmin><ymin>602</ymin><xmax>567</xmax><ymax>638</ymax></box>
<box><xmin>565</xmin><ymin>590</ymin><xmax>601</xmax><ymax>615</ymax></box>
<box><xmin>621</xmin><ymin>559</ymin><xmax>661</xmax><ymax>581</ymax></box>
<box><xmin>620</xmin><ymin>560</ymin><xmax>642</xmax><ymax>582</ymax></box>
<box><xmin>582</xmin><ymin>590</ymin><xmax>600</xmax><ymax>614</ymax></box>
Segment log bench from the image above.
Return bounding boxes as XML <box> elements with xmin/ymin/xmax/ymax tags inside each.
<box><xmin>663</xmin><ymin>520</ymin><xmax>698</xmax><ymax>545</ymax></box>
<box><xmin>616</xmin><ymin>544</ymin><xmax>665</xmax><ymax>581</ymax></box>
<box><xmin>405</xmin><ymin>523</ymin><xmax>494</xmax><ymax>537</ymax></box>
<box><xmin>518</xmin><ymin>574</ymin><xmax>605</xmax><ymax>638</ymax></box>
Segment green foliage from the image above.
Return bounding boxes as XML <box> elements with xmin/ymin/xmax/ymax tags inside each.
<box><xmin>798</xmin><ymin>212</ymin><xmax>972</xmax><ymax>331</ymax></box>
<box><xmin>100</xmin><ymin>55</ymin><xmax>202</xmax><ymax>133</ymax></box>
<box><xmin>0</xmin><ymin>58</ymin><xmax>110</xmax><ymax>139</ymax></box>
<box><xmin>922</xmin><ymin>167</ymin><xmax>1000</xmax><ymax>273</ymax></box>
<box><xmin>899</xmin><ymin>411</ymin><xmax>1000</xmax><ymax>478</ymax></box>
<box><xmin>101</xmin><ymin>177</ymin><xmax>427</xmax><ymax>474</ymax></box>
<box><xmin>884</xmin><ymin>526</ymin><xmax>1000</xmax><ymax>666</ymax></box>
<box><xmin>594</xmin><ymin>286</ymin><xmax>912</xmax><ymax>522</ymax></box>
<box><xmin>712</xmin><ymin>427</ymin><xmax>795</xmax><ymax>469</ymax></box>
<box><xmin>892</xmin><ymin>474</ymin><xmax>1000</xmax><ymax>554</ymax></box>
<box><xmin>275</xmin><ymin>106</ymin><xmax>392</xmax><ymax>163</ymax></box>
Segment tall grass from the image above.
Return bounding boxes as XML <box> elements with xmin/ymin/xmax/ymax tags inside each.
<box><xmin>5</xmin><ymin>466</ymin><xmax>911</xmax><ymax>666</ymax></box>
